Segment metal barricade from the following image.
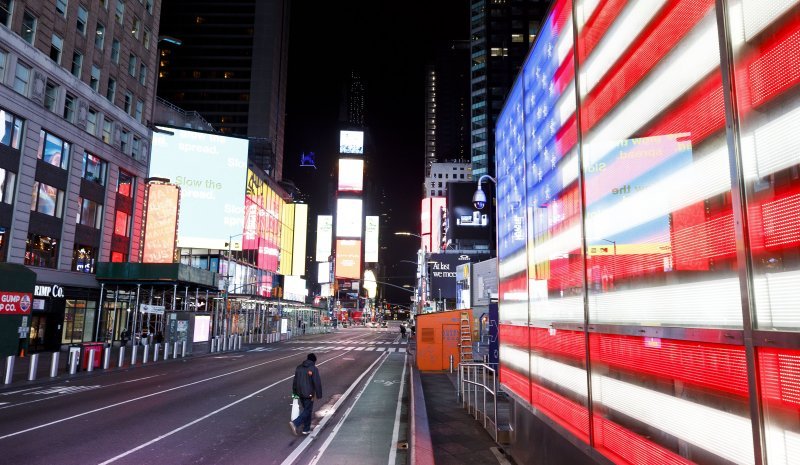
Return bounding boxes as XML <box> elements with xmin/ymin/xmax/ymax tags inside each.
<box><xmin>459</xmin><ymin>362</ymin><xmax>499</xmax><ymax>442</ymax></box>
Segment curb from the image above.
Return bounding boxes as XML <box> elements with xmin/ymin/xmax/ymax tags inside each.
<box><xmin>410</xmin><ymin>362</ymin><xmax>435</xmax><ymax>465</ymax></box>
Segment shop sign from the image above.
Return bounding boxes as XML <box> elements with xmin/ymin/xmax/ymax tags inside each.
<box><xmin>34</xmin><ymin>284</ymin><xmax>65</xmax><ymax>299</ymax></box>
<box><xmin>139</xmin><ymin>304</ymin><xmax>165</xmax><ymax>315</ymax></box>
<box><xmin>0</xmin><ymin>292</ymin><xmax>33</xmax><ymax>315</ymax></box>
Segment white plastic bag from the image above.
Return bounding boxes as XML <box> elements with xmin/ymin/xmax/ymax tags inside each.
<box><xmin>290</xmin><ymin>396</ymin><xmax>299</xmax><ymax>421</ymax></box>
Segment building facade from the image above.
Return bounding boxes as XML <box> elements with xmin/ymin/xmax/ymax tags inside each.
<box><xmin>0</xmin><ymin>0</ymin><xmax>160</xmax><ymax>351</ymax></box>
<box><xmin>494</xmin><ymin>1</ymin><xmax>800</xmax><ymax>464</ymax></box>
<box><xmin>424</xmin><ymin>161</ymin><xmax>472</xmax><ymax>198</ymax></box>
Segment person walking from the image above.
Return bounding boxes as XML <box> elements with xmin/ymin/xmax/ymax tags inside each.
<box><xmin>289</xmin><ymin>353</ymin><xmax>323</xmax><ymax>436</ymax></box>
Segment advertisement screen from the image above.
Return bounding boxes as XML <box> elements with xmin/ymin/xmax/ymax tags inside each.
<box><xmin>428</xmin><ymin>253</ymin><xmax>474</xmax><ymax>300</ymax></box>
<box><xmin>142</xmin><ymin>183</ymin><xmax>180</xmax><ymax>263</ymax></box>
<box><xmin>193</xmin><ymin>315</ymin><xmax>210</xmax><ymax>342</ymax></box>
<box><xmin>292</xmin><ymin>204</ymin><xmax>308</xmax><ymax>276</ymax></box>
<box><xmin>339</xmin><ymin>130</ymin><xmax>364</xmax><ymax>154</ymax></box>
<box><xmin>335</xmin><ymin>239</ymin><xmax>361</xmax><ymax>279</ymax></box>
<box><xmin>338</xmin><ymin>158</ymin><xmax>364</xmax><ymax>192</ymax></box>
<box><xmin>336</xmin><ymin>198</ymin><xmax>363</xmax><ymax>238</ymax></box>
<box><xmin>284</xmin><ymin>276</ymin><xmax>307</xmax><ymax>302</ymax></box>
<box><xmin>150</xmin><ymin>127</ymin><xmax>248</xmax><ymax>249</ymax></box>
<box><xmin>317</xmin><ymin>262</ymin><xmax>331</xmax><ymax>284</ymax></box>
<box><xmin>447</xmin><ymin>182</ymin><xmax>492</xmax><ymax>241</ymax></box>
<box><xmin>421</xmin><ymin>197</ymin><xmax>446</xmax><ymax>253</ymax></box>
<box><xmin>316</xmin><ymin>215</ymin><xmax>333</xmax><ymax>261</ymax></box>
<box><xmin>364</xmin><ymin>216</ymin><xmax>379</xmax><ymax>263</ymax></box>
<box><xmin>244</xmin><ymin>169</ymin><xmax>282</xmax><ymax>272</ymax></box>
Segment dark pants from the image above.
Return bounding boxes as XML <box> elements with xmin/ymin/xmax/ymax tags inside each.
<box><xmin>292</xmin><ymin>397</ymin><xmax>314</xmax><ymax>432</ymax></box>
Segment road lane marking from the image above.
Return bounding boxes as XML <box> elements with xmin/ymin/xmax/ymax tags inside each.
<box><xmin>387</xmin><ymin>354</ymin><xmax>408</xmax><ymax>465</ymax></box>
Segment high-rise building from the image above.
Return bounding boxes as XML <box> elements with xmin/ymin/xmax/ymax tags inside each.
<box><xmin>425</xmin><ymin>41</ymin><xmax>470</xmax><ymax>168</ymax></box>
<box><xmin>156</xmin><ymin>0</ymin><xmax>290</xmax><ymax>180</ymax></box>
<box><xmin>469</xmin><ymin>0</ymin><xmax>549</xmax><ymax>178</ymax></box>
<box><xmin>340</xmin><ymin>70</ymin><xmax>366</xmax><ymax>128</ymax></box>
<box><xmin>0</xmin><ymin>0</ymin><xmax>161</xmax><ymax>352</ymax></box>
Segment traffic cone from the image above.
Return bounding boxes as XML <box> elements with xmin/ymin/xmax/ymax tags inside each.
<box><xmin>19</xmin><ymin>348</ymin><xmax>25</xmax><ymax>357</ymax></box>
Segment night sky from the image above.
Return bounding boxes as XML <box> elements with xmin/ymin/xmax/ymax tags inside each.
<box><xmin>283</xmin><ymin>1</ymin><xmax>469</xmax><ymax>303</ymax></box>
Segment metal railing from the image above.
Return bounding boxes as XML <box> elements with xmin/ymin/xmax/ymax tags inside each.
<box><xmin>458</xmin><ymin>362</ymin><xmax>499</xmax><ymax>441</ymax></box>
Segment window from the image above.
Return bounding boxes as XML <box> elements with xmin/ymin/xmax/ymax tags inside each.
<box><xmin>13</xmin><ymin>62</ymin><xmax>30</xmax><ymax>96</ymax></box>
<box><xmin>56</xmin><ymin>0</ymin><xmax>68</xmax><ymax>17</ymax></box>
<box><xmin>123</xmin><ymin>91</ymin><xmax>132</xmax><ymax>114</ymax></box>
<box><xmin>113</xmin><ymin>209</ymin><xmax>130</xmax><ymax>236</ymax></box>
<box><xmin>0</xmin><ymin>0</ymin><xmax>12</xmax><ymax>28</ymax></box>
<box><xmin>131</xmin><ymin>136</ymin><xmax>141</xmax><ymax>159</ymax></box>
<box><xmin>99</xmin><ymin>0</ymin><xmax>107</xmax><ymax>9</ymax></box>
<box><xmin>118</xmin><ymin>170</ymin><xmax>133</xmax><ymax>196</ymax></box>
<box><xmin>30</xmin><ymin>182</ymin><xmax>65</xmax><ymax>218</ymax></box>
<box><xmin>1</xmin><ymin>109</ymin><xmax>24</xmax><ymax>149</ymax></box>
<box><xmin>110</xmin><ymin>39</ymin><xmax>120</xmax><ymax>63</ymax></box>
<box><xmin>94</xmin><ymin>22</ymin><xmax>105</xmax><ymax>50</ymax></box>
<box><xmin>71</xmin><ymin>50</ymin><xmax>83</xmax><ymax>78</ymax></box>
<box><xmin>143</xmin><ymin>27</ymin><xmax>151</xmax><ymax>50</ymax></box>
<box><xmin>102</xmin><ymin>118</ymin><xmax>112</xmax><ymax>143</ymax></box>
<box><xmin>76</xmin><ymin>5</ymin><xmax>88</xmax><ymax>34</ymax></box>
<box><xmin>78</xmin><ymin>197</ymin><xmax>102</xmax><ymax>228</ymax></box>
<box><xmin>63</xmin><ymin>93</ymin><xmax>76</xmax><ymax>122</ymax></box>
<box><xmin>131</xmin><ymin>16</ymin><xmax>140</xmax><ymax>39</ymax></box>
<box><xmin>25</xmin><ymin>234</ymin><xmax>59</xmax><ymax>268</ymax></box>
<box><xmin>89</xmin><ymin>65</ymin><xmax>100</xmax><ymax>91</ymax></box>
<box><xmin>82</xmin><ymin>151</ymin><xmax>106</xmax><ymax>185</ymax></box>
<box><xmin>106</xmin><ymin>77</ymin><xmax>116</xmax><ymax>102</ymax></box>
<box><xmin>511</xmin><ymin>33</ymin><xmax>523</xmax><ymax>43</ymax></box>
<box><xmin>145</xmin><ymin>0</ymin><xmax>152</xmax><ymax>14</ymax></box>
<box><xmin>86</xmin><ymin>108</ymin><xmax>97</xmax><ymax>135</ymax></box>
<box><xmin>21</xmin><ymin>11</ymin><xmax>36</xmax><ymax>44</ymax></box>
<box><xmin>38</xmin><ymin>131</ymin><xmax>70</xmax><ymax>169</ymax></box>
<box><xmin>134</xmin><ymin>99</ymin><xmax>143</xmax><ymax>122</ymax></box>
<box><xmin>128</xmin><ymin>54</ymin><xmax>137</xmax><ymax>76</ymax></box>
<box><xmin>49</xmin><ymin>35</ymin><xmax>64</xmax><ymax>64</ymax></box>
<box><xmin>0</xmin><ymin>50</ymin><xmax>6</xmax><ymax>81</ymax></box>
<box><xmin>44</xmin><ymin>81</ymin><xmax>59</xmax><ymax>112</ymax></box>
<box><xmin>120</xmin><ymin>129</ymin><xmax>129</xmax><ymax>153</ymax></box>
<box><xmin>114</xmin><ymin>0</ymin><xmax>124</xmax><ymax>25</ymax></box>
<box><xmin>0</xmin><ymin>168</ymin><xmax>16</xmax><ymax>205</ymax></box>
<box><xmin>72</xmin><ymin>244</ymin><xmax>97</xmax><ymax>273</ymax></box>
<box><xmin>138</xmin><ymin>64</ymin><xmax>147</xmax><ymax>85</ymax></box>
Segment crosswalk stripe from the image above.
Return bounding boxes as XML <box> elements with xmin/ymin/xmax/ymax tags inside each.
<box><xmin>354</xmin><ymin>347</ymin><xmax>364</xmax><ymax>351</ymax></box>
<box><xmin>365</xmin><ymin>347</ymin><xmax>375</xmax><ymax>351</ymax></box>
<box><xmin>398</xmin><ymin>348</ymin><xmax>406</xmax><ymax>353</ymax></box>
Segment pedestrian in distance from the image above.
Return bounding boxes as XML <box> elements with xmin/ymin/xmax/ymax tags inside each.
<box><xmin>400</xmin><ymin>324</ymin><xmax>407</xmax><ymax>339</ymax></box>
<box><xmin>289</xmin><ymin>353</ymin><xmax>323</xmax><ymax>436</ymax></box>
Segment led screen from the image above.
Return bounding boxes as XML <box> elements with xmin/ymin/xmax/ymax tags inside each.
<box><xmin>447</xmin><ymin>182</ymin><xmax>492</xmax><ymax>241</ymax></box>
<box><xmin>142</xmin><ymin>183</ymin><xmax>179</xmax><ymax>263</ymax></box>
<box><xmin>335</xmin><ymin>239</ymin><xmax>361</xmax><ymax>279</ymax></box>
<box><xmin>292</xmin><ymin>204</ymin><xmax>308</xmax><ymax>276</ymax></box>
<box><xmin>339</xmin><ymin>130</ymin><xmax>364</xmax><ymax>154</ymax></box>
<box><xmin>338</xmin><ymin>158</ymin><xmax>364</xmax><ymax>192</ymax></box>
<box><xmin>364</xmin><ymin>216</ymin><xmax>379</xmax><ymax>263</ymax></box>
<box><xmin>193</xmin><ymin>315</ymin><xmax>210</xmax><ymax>342</ymax></box>
<box><xmin>150</xmin><ymin>127</ymin><xmax>248</xmax><ymax>249</ymax></box>
<box><xmin>284</xmin><ymin>276</ymin><xmax>307</xmax><ymax>302</ymax></box>
<box><xmin>316</xmin><ymin>215</ymin><xmax>333</xmax><ymax>261</ymax></box>
<box><xmin>317</xmin><ymin>262</ymin><xmax>331</xmax><ymax>284</ymax></box>
<box><xmin>244</xmin><ymin>169</ymin><xmax>282</xmax><ymax>272</ymax></box>
<box><xmin>421</xmin><ymin>197</ymin><xmax>446</xmax><ymax>253</ymax></box>
<box><xmin>428</xmin><ymin>253</ymin><xmax>474</xmax><ymax>300</ymax></box>
<box><xmin>336</xmin><ymin>198</ymin><xmax>363</xmax><ymax>238</ymax></box>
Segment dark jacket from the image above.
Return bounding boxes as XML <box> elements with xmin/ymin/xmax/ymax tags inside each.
<box><xmin>292</xmin><ymin>359</ymin><xmax>322</xmax><ymax>399</ymax></box>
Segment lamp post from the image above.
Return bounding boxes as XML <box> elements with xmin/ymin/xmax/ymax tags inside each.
<box><xmin>223</xmin><ymin>234</ymin><xmax>244</xmax><ymax>339</ymax></box>
<box><xmin>395</xmin><ymin>232</ymin><xmax>428</xmax><ymax>315</ymax></box>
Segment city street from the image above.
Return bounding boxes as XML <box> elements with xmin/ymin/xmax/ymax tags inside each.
<box><xmin>0</xmin><ymin>327</ymin><xmax>408</xmax><ymax>465</ymax></box>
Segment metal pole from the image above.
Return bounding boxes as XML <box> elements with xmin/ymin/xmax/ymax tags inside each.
<box><xmin>95</xmin><ymin>283</ymin><xmax>105</xmax><ymax>341</ymax></box>
<box><xmin>449</xmin><ymin>354</ymin><xmax>454</xmax><ymax>373</ymax></box>
<box><xmin>50</xmin><ymin>352</ymin><xmax>60</xmax><ymax>377</ymax></box>
<box><xmin>133</xmin><ymin>284</ymin><xmax>141</xmax><ymax>346</ymax></box>
<box><xmin>4</xmin><ymin>355</ymin><xmax>14</xmax><ymax>384</ymax></box>
<box><xmin>27</xmin><ymin>353</ymin><xmax>39</xmax><ymax>381</ymax></box>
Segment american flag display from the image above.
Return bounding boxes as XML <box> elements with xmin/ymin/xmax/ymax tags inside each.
<box><xmin>495</xmin><ymin>0</ymin><xmax>800</xmax><ymax>463</ymax></box>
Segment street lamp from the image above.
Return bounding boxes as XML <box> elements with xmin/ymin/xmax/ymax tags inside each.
<box><xmin>395</xmin><ymin>232</ymin><xmax>428</xmax><ymax>315</ymax></box>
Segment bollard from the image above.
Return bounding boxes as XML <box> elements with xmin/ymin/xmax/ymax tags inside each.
<box><xmin>237</xmin><ymin>335</ymin><xmax>241</xmax><ymax>350</ymax></box>
<box><xmin>131</xmin><ymin>345</ymin><xmax>138</xmax><ymax>366</ymax></box>
<box><xmin>27</xmin><ymin>353</ymin><xmax>39</xmax><ymax>381</ymax></box>
<box><xmin>450</xmin><ymin>354</ymin><xmax>454</xmax><ymax>373</ymax></box>
<box><xmin>4</xmin><ymin>355</ymin><xmax>14</xmax><ymax>384</ymax></box>
<box><xmin>103</xmin><ymin>347</ymin><xmax>111</xmax><ymax>370</ymax></box>
<box><xmin>163</xmin><ymin>342</ymin><xmax>169</xmax><ymax>361</ymax></box>
<box><xmin>87</xmin><ymin>349</ymin><xmax>95</xmax><ymax>372</ymax></box>
<box><xmin>173</xmin><ymin>341</ymin><xmax>179</xmax><ymax>358</ymax></box>
<box><xmin>181</xmin><ymin>341</ymin><xmax>186</xmax><ymax>357</ymax></box>
<box><xmin>154</xmin><ymin>343</ymin><xmax>160</xmax><ymax>362</ymax></box>
<box><xmin>50</xmin><ymin>352</ymin><xmax>60</xmax><ymax>377</ymax></box>
<box><xmin>222</xmin><ymin>336</ymin><xmax>227</xmax><ymax>351</ymax></box>
<box><xmin>118</xmin><ymin>346</ymin><xmax>126</xmax><ymax>368</ymax></box>
<box><xmin>69</xmin><ymin>350</ymin><xmax>78</xmax><ymax>375</ymax></box>
<box><xmin>143</xmin><ymin>345</ymin><xmax>150</xmax><ymax>364</ymax></box>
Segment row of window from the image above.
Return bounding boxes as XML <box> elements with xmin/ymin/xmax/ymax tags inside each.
<box><xmin>24</xmin><ymin>233</ymin><xmax>98</xmax><ymax>273</ymax></box>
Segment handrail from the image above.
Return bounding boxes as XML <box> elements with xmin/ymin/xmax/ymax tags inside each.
<box><xmin>458</xmin><ymin>362</ymin><xmax>499</xmax><ymax>442</ymax></box>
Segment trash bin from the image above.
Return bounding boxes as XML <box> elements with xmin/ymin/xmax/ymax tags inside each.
<box><xmin>81</xmin><ymin>342</ymin><xmax>105</xmax><ymax>370</ymax></box>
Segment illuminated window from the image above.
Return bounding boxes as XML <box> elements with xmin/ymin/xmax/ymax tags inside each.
<box><xmin>1</xmin><ymin>108</ymin><xmax>24</xmax><ymax>149</ymax></box>
<box><xmin>37</xmin><ymin>130</ymin><xmax>70</xmax><ymax>170</ymax></box>
<box><xmin>25</xmin><ymin>234</ymin><xmax>59</xmax><ymax>268</ymax></box>
<box><xmin>72</xmin><ymin>244</ymin><xmax>97</xmax><ymax>273</ymax></box>
<box><xmin>0</xmin><ymin>168</ymin><xmax>16</xmax><ymax>205</ymax></box>
<box><xmin>117</xmin><ymin>170</ymin><xmax>133</xmax><ymax>197</ymax></box>
<box><xmin>94</xmin><ymin>22</ymin><xmax>105</xmax><ymax>50</ymax></box>
<box><xmin>82</xmin><ymin>152</ymin><xmax>107</xmax><ymax>185</ymax></box>
<box><xmin>78</xmin><ymin>197</ymin><xmax>103</xmax><ymax>228</ymax></box>
<box><xmin>131</xmin><ymin>16</ymin><xmax>140</xmax><ymax>38</ymax></box>
<box><xmin>30</xmin><ymin>182</ymin><xmax>64</xmax><ymax>218</ymax></box>
<box><xmin>224</xmin><ymin>71</ymin><xmax>234</xmax><ymax>79</ymax></box>
<box><xmin>113</xmin><ymin>209</ymin><xmax>130</xmax><ymax>236</ymax></box>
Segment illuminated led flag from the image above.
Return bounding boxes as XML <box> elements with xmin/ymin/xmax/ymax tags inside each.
<box><xmin>338</xmin><ymin>158</ymin><xmax>364</xmax><ymax>192</ymax></box>
<box><xmin>316</xmin><ymin>215</ymin><xmax>333</xmax><ymax>262</ymax></box>
<box><xmin>142</xmin><ymin>183</ymin><xmax>180</xmax><ymax>263</ymax></box>
<box><xmin>364</xmin><ymin>216</ymin><xmax>379</xmax><ymax>262</ymax></box>
<box><xmin>335</xmin><ymin>239</ymin><xmax>361</xmax><ymax>279</ymax></box>
<box><xmin>292</xmin><ymin>204</ymin><xmax>308</xmax><ymax>276</ymax></box>
<box><xmin>336</xmin><ymin>198</ymin><xmax>363</xmax><ymax>238</ymax></box>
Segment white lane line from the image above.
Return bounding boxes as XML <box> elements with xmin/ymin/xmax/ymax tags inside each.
<box><xmin>297</xmin><ymin>353</ymin><xmax>390</xmax><ymax>465</ymax></box>
<box><xmin>0</xmin><ymin>376</ymin><xmax>161</xmax><ymax>411</ymax></box>
<box><xmin>0</xmin><ymin>353</ymin><xmax>299</xmax><ymax>441</ymax></box>
<box><xmin>387</xmin><ymin>354</ymin><xmax>408</xmax><ymax>465</ymax></box>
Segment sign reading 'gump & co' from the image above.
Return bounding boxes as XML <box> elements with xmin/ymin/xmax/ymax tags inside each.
<box><xmin>0</xmin><ymin>292</ymin><xmax>33</xmax><ymax>314</ymax></box>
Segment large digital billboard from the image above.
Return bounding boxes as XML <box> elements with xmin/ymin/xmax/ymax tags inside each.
<box><xmin>338</xmin><ymin>158</ymin><xmax>364</xmax><ymax>192</ymax></box>
<box><xmin>339</xmin><ymin>130</ymin><xmax>364</xmax><ymax>154</ymax></box>
<box><xmin>316</xmin><ymin>215</ymin><xmax>333</xmax><ymax>261</ymax></box>
<box><xmin>421</xmin><ymin>197</ymin><xmax>446</xmax><ymax>253</ymax></box>
<box><xmin>292</xmin><ymin>204</ymin><xmax>308</xmax><ymax>276</ymax></box>
<box><xmin>244</xmin><ymin>169</ymin><xmax>283</xmax><ymax>273</ymax></box>
<box><xmin>364</xmin><ymin>216</ymin><xmax>379</xmax><ymax>263</ymax></box>
<box><xmin>447</xmin><ymin>182</ymin><xmax>492</xmax><ymax>241</ymax></box>
<box><xmin>428</xmin><ymin>253</ymin><xmax>474</xmax><ymax>300</ymax></box>
<box><xmin>150</xmin><ymin>127</ymin><xmax>248</xmax><ymax>249</ymax></box>
<box><xmin>317</xmin><ymin>262</ymin><xmax>331</xmax><ymax>284</ymax></box>
<box><xmin>335</xmin><ymin>239</ymin><xmax>361</xmax><ymax>279</ymax></box>
<box><xmin>336</xmin><ymin>198</ymin><xmax>363</xmax><ymax>238</ymax></box>
<box><xmin>141</xmin><ymin>183</ymin><xmax>180</xmax><ymax>263</ymax></box>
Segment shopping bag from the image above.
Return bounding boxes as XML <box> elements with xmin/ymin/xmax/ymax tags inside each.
<box><xmin>290</xmin><ymin>396</ymin><xmax>300</xmax><ymax>421</ymax></box>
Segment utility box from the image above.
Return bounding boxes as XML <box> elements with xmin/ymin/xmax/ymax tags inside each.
<box><xmin>415</xmin><ymin>309</ymin><xmax>473</xmax><ymax>371</ymax></box>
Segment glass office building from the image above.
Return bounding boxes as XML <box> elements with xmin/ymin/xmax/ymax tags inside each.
<box><xmin>495</xmin><ymin>1</ymin><xmax>800</xmax><ymax>464</ymax></box>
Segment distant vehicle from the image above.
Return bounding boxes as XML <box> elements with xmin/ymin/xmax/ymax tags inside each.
<box><xmin>380</xmin><ymin>321</ymin><xmax>388</xmax><ymax>328</ymax></box>
<box><xmin>368</xmin><ymin>321</ymin><xmax>378</xmax><ymax>328</ymax></box>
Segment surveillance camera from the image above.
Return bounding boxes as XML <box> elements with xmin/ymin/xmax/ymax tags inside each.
<box><xmin>472</xmin><ymin>188</ymin><xmax>487</xmax><ymax>210</ymax></box>
<box><xmin>473</xmin><ymin>199</ymin><xmax>485</xmax><ymax>210</ymax></box>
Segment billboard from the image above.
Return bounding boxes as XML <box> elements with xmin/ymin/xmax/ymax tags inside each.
<box><xmin>316</xmin><ymin>215</ymin><xmax>333</xmax><ymax>261</ymax></box>
<box><xmin>447</xmin><ymin>182</ymin><xmax>492</xmax><ymax>242</ymax></box>
<box><xmin>427</xmin><ymin>253</ymin><xmax>474</xmax><ymax>300</ymax></box>
<box><xmin>244</xmin><ymin>169</ymin><xmax>283</xmax><ymax>272</ymax></box>
<box><xmin>338</xmin><ymin>158</ymin><xmax>364</xmax><ymax>192</ymax></box>
<box><xmin>142</xmin><ymin>183</ymin><xmax>180</xmax><ymax>263</ymax></box>
<box><xmin>339</xmin><ymin>130</ymin><xmax>364</xmax><ymax>154</ymax></box>
<box><xmin>364</xmin><ymin>216</ymin><xmax>379</xmax><ymax>262</ymax></box>
<box><xmin>150</xmin><ymin>127</ymin><xmax>248</xmax><ymax>249</ymax></box>
<box><xmin>317</xmin><ymin>262</ymin><xmax>331</xmax><ymax>284</ymax></box>
<box><xmin>335</xmin><ymin>239</ymin><xmax>361</xmax><ymax>279</ymax></box>
<box><xmin>284</xmin><ymin>276</ymin><xmax>307</xmax><ymax>302</ymax></box>
<box><xmin>292</xmin><ymin>204</ymin><xmax>308</xmax><ymax>276</ymax></box>
<box><xmin>421</xmin><ymin>197</ymin><xmax>446</xmax><ymax>253</ymax></box>
<box><xmin>336</xmin><ymin>198</ymin><xmax>363</xmax><ymax>238</ymax></box>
